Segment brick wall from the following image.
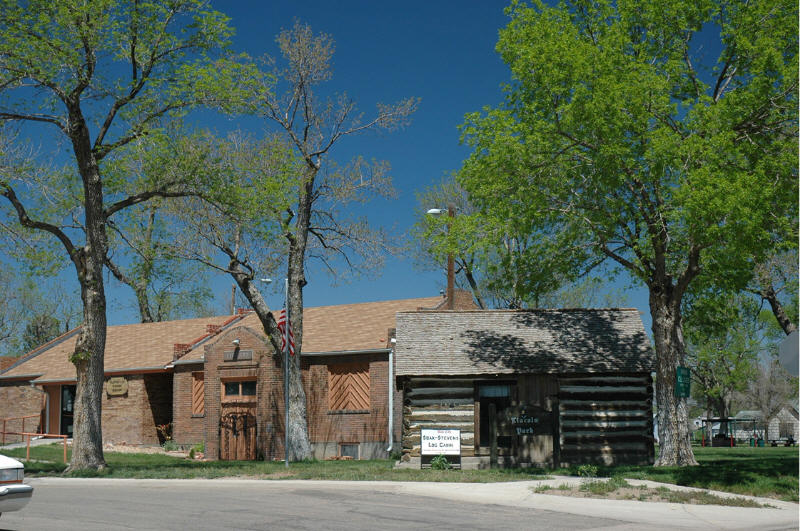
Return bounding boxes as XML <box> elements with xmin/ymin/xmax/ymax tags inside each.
<box><xmin>0</xmin><ymin>381</ymin><xmax>44</xmax><ymax>443</ymax></box>
<box><xmin>303</xmin><ymin>352</ymin><xmax>395</xmax><ymax>459</ymax></box>
<box><xmin>173</xmin><ymin>364</ymin><xmax>205</xmax><ymax>445</ymax></box>
<box><xmin>203</xmin><ymin>326</ymin><xmax>277</xmax><ymax>461</ymax></box>
<box><xmin>201</xmin><ymin>326</ymin><xmax>401</xmax><ymax>461</ymax></box>
<box><xmin>101</xmin><ymin>373</ymin><xmax>172</xmax><ymax>445</ymax></box>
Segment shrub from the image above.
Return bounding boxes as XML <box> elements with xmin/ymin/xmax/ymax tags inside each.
<box><xmin>577</xmin><ymin>464</ymin><xmax>598</xmax><ymax>478</ymax></box>
<box><xmin>430</xmin><ymin>455</ymin><xmax>451</xmax><ymax>470</ymax></box>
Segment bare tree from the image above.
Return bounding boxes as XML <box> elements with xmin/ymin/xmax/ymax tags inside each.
<box><xmin>745</xmin><ymin>360</ymin><xmax>796</xmax><ymax>433</ymax></box>
<box><xmin>249</xmin><ymin>22</ymin><xmax>417</xmax><ymax>459</ymax></box>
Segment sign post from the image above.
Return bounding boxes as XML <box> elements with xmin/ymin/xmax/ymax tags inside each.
<box><xmin>675</xmin><ymin>366</ymin><xmax>691</xmax><ymax>398</ymax></box>
<box><xmin>420</xmin><ymin>428</ymin><xmax>461</xmax><ymax>469</ymax></box>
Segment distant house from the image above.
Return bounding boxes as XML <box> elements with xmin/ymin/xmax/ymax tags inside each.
<box><xmin>734</xmin><ymin>408</ymin><xmax>799</xmax><ymax>442</ymax></box>
<box><xmin>394</xmin><ymin>308</ymin><xmax>655</xmax><ymax>467</ymax></box>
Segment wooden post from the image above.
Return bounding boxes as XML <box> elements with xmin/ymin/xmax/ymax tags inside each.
<box><xmin>2</xmin><ymin>419</ymin><xmax>5</xmax><ymax>446</ymax></box>
<box><xmin>26</xmin><ymin>434</ymin><xmax>30</xmax><ymax>461</ymax></box>
<box><xmin>489</xmin><ymin>403</ymin><xmax>497</xmax><ymax>469</ymax></box>
<box><xmin>552</xmin><ymin>396</ymin><xmax>560</xmax><ymax>469</ymax></box>
<box><xmin>63</xmin><ymin>436</ymin><xmax>67</xmax><ymax>463</ymax></box>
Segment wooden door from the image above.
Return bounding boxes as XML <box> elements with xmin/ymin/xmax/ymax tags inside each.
<box><xmin>219</xmin><ymin>408</ymin><xmax>257</xmax><ymax>460</ymax></box>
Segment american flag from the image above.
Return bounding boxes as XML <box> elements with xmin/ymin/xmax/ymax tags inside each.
<box><xmin>276</xmin><ymin>309</ymin><xmax>295</xmax><ymax>356</ymax></box>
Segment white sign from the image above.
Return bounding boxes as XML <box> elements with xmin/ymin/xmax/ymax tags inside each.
<box><xmin>420</xmin><ymin>428</ymin><xmax>461</xmax><ymax>456</ymax></box>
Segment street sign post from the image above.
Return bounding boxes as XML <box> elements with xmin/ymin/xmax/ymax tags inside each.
<box><xmin>675</xmin><ymin>366</ymin><xmax>690</xmax><ymax>398</ymax></box>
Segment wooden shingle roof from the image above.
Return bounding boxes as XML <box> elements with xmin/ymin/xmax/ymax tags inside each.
<box><xmin>395</xmin><ymin>308</ymin><xmax>654</xmax><ymax>376</ymax></box>
<box><xmin>0</xmin><ymin>294</ymin><xmax>462</xmax><ymax>382</ymax></box>
<box><xmin>0</xmin><ymin>315</ymin><xmax>244</xmax><ymax>383</ymax></box>
<box><xmin>237</xmin><ymin>295</ymin><xmax>453</xmax><ymax>353</ymax></box>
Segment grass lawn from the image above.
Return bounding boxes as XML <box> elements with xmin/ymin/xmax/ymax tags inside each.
<box><xmin>2</xmin><ymin>444</ymin><xmax>797</xmax><ymax>501</ymax></box>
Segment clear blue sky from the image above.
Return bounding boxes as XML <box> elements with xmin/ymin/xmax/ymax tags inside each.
<box><xmin>87</xmin><ymin>1</ymin><xmax>650</xmax><ymax>331</ymax></box>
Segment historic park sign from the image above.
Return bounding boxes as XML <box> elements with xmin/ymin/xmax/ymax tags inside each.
<box><xmin>106</xmin><ymin>376</ymin><xmax>128</xmax><ymax>396</ymax></box>
<box><xmin>500</xmin><ymin>405</ymin><xmax>553</xmax><ymax>437</ymax></box>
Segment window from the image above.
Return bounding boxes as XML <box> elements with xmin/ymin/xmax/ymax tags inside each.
<box><xmin>339</xmin><ymin>443</ymin><xmax>359</xmax><ymax>459</ymax></box>
<box><xmin>191</xmin><ymin>372</ymin><xmax>205</xmax><ymax>416</ymax></box>
<box><xmin>222</xmin><ymin>379</ymin><xmax>257</xmax><ymax>400</ymax></box>
<box><xmin>328</xmin><ymin>362</ymin><xmax>369</xmax><ymax>411</ymax></box>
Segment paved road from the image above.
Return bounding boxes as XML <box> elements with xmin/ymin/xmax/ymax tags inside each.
<box><xmin>1</xmin><ymin>479</ymin><xmax>628</xmax><ymax>531</ymax></box>
<box><xmin>0</xmin><ymin>478</ymin><xmax>796</xmax><ymax>531</ymax></box>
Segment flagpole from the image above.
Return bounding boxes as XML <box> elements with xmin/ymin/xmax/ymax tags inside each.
<box><xmin>284</xmin><ymin>278</ymin><xmax>290</xmax><ymax>469</ymax></box>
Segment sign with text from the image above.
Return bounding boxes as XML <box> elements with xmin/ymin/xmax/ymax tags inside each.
<box><xmin>500</xmin><ymin>405</ymin><xmax>553</xmax><ymax>437</ymax></box>
<box><xmin>675</xmin><ymin>366</ymin><xmax>691</xmax><ymax>398</ymax></box>
<box><xmin>420</xmin><ymin>428</ymin><xmax>461</xmax><ymax>456</ymax></box>
<box><xmin>106</xmin><ymin>376</ymin><xmax>128</xmax><ymax>396</ymax></box>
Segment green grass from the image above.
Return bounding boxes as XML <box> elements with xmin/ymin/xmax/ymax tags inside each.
<box><xmin>552</xmin><ymin>446</ymin><xmax>798</xmax><ymax>502</ymax></box>
<box><xmin>2</xmin><ymin>445</ymin><xmax>797</xmax><ymax>502</ymax></box>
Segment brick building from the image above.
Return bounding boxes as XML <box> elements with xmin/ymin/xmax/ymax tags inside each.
<box><xmin>0</xmin><ymin>293</ymin><xmax>474</xmax><ymax>459</ymax></box>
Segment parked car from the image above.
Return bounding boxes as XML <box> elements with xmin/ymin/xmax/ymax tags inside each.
<box><xmin>0</xmin><ymin>454</ymin><xmax>33</xmax><ymax>518</ymax></box>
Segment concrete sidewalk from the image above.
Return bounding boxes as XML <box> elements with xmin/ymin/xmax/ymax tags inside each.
<box><xmin>31</xmin><ymin>477</ymin><xmax>799</xmax><ymax>530</ymax></box>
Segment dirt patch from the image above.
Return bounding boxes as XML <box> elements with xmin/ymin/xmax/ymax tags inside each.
<box><xmin>532</xmin><ymin>480</ymin><xmax>769</xmax><ymax>508</ymax></box>
<box><xmin>103</xmin><ymin>443</ymin><xmax>187</xmax><ymax>458</ymax></box>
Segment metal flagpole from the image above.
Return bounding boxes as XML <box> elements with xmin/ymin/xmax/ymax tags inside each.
<box><xmin>284</xmin><ymin>278</ymin><xmax>290</xmax><ymax>468</ymax></box>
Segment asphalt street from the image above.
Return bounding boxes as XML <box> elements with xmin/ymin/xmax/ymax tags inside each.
<box><xmin>0</xmin><ymin>478</ymin><xmax>797</xmax><ymax>531</ymax></box>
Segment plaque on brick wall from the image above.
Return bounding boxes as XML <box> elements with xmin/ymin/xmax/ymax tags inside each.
<box><xmin>107</xmin><ymin>376</ymin><xmax>128</xmax><ymax>396</ymax></box>
<box><xmin>224</xmin><ymin>349</ymin><xmax>253</xmax><ymax>361</ymax></box>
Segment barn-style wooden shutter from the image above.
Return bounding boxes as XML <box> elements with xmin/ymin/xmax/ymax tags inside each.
<box><xmin>192</xmin><ymin>372</ymin><xmax>205</xmax><ymax>415</ymax></box>
<box><xmin>328</xmin><ymin>363</ymin><xmax>369</xmax><ymax>411</ymax></box>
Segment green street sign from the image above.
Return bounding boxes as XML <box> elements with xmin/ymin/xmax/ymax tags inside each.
<box><xmin>675</xmin><ymin>366</ymin><xmax>690</xmax><ymax>398</ymax></box>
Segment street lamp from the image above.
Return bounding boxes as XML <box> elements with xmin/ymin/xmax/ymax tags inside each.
<box><xmin>427</xmin><ymin>204</ymin><xmax>455</xmax><ymax>310</ymax></box>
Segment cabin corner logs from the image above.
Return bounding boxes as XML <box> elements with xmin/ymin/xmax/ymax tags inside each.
<box><xmin>401</xmin><ymin>373</ymin><xmax>654</xmax><ymax>466</ymax></box>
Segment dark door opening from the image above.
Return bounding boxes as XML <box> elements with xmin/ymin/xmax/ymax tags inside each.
<box><xmin>60</xmin><ymin>385</ymin><xmax>76</xmax><ymax>437</ymax></box>
<box><xmin>477</xmin><ymin>382</ymin><xmax>515</xmax><ymax>449</ymax></box>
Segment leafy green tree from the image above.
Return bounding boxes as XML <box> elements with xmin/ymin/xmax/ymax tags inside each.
<box><xmin>412</xmin><ymin>177</ymin><xmax>629</xmax><ymax>309</ymax></box>
<box><xmin>0</xmin><ymin>0</ymin><xmax>255</xmax><ymax>470</ymax></box>
<box><xmin>685</xmin><ymin>294</ymin><xmax>761</xmax><ymax>427</ymax></box>
<box><xmin>747</xmin><ymin>250</ymin><xmax>798</xmax><ymax>335</ymax></box>
<box><xmin>456</xmin><ymin>0</ymin><xmax>797</xmax><ymax>465</ymax></box>
<box><xmin>22</xmin><ymin>314</ymin><xmax>62</xmax><ymax>352</ymax></box>
<box><xmin>104</xmin><ymin>131</ymin><xmax>218</xmax><ymax>323</ymax></box>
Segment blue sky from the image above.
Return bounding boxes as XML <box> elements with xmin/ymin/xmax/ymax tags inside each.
<box><xmin>189</xmin><ymin>0</ymin><xmax>651</xmax><ymax>328</ymax></box>
<box><xmin>119</xmin><ymin>0</ymin><xmax>650</xmax><ymax>329</ymax></box>
<box><xmin>5</xmin><ymin>1</ymin><xmax>651</xmax><ymax>333</ymax></box>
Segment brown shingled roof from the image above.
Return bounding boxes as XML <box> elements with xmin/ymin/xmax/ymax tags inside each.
<box><xmin>237</xmin><ymin>295</ymin><xmax>455</xmax><ymax>352</ymax></box>
<box><xmin>1</xmin><ymin>294</ymin><xmax>469</xmax><ymax>382</ymax></box>
<box><xmin>0</xmin><ymin>315</ymin><xmax>244</xmax><ymax>383</ymax></box>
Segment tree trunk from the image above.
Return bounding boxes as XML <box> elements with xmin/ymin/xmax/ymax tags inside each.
<box><xmin>763</xmin><ymin>285</ymin><xmax>797</xmax><ymax>335</ymax></box>
<box><xmin>283</xmin><ymin>171</ymin><xmax>315</xmax><ymax>461</ymax></box>
<box><xmin>65</xmin><ymin>110</ymin><xmax>108</xmax><ymax>471</ymax></box>
<box><xmin>651</xmin><ymin>288</ymin><xmax>698</xmax><ymax>467</ymax></box>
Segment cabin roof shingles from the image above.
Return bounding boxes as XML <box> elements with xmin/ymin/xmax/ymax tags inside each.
<box><xmin>395</xmin><ymin>308</ymin><xmax>654</xmax><ymax>376</ymax></box>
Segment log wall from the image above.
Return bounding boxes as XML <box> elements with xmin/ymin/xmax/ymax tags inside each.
<box><xmin>558</xmin><ymin>374</ymin><xmax>654</xmax><ymax>466</ymax></box>
<box><xmin>402</xmin><ymin>377</ymin><xmax>475</xmax><ymax>457</ymax></box>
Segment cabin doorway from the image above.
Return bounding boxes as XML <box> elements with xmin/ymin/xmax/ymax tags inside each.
<box><xmin>477</xmin><ymin>382</ymin><xmax>515</xmax><ymax>449</ymax></box>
